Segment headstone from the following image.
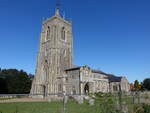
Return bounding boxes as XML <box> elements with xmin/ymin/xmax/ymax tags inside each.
<box><xmin>64</xmin><ymin>96</ymin><xmax>68</xmax><ymax>104</ymax></box>
<box><xmin>84</xmin><ymin>96</ymin><xmax>90</xmax><ymax>100</ymax></box>
<box><xmin>73</xmin><ymin>96</ymin><xmax>84</xmax><ymax>104</ymax></box>
<box><xmin>88</xmin><ymin>99</ymin><xmax>94</xmax><ymax>106</ymax></box>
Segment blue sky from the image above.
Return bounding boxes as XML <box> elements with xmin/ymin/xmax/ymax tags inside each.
<box><xmin>0</xmin><ymin>0</ymin><xmax>150</xmax><ymax>83</ymax></box>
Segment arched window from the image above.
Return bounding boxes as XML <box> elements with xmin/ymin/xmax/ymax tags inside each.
<box><xmin>46</xmin><ymin>26</ymin><xmax>50</xmax><ymax>40</ymax></box>
<box><xmin>61</xmin><ymin>27</ymin><xmax>65</xmax><ymax>40</ymax></box>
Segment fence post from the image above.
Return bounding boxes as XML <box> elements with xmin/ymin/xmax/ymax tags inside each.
<box><xmin>63</xmin><ymin>92</ymin><xmax>66</xmax><ymax>113</ymax></box>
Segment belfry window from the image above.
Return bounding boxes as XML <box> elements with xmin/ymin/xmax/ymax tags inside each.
<box><xmin>61</xmin><ymin>27</ymin><xmax>65</xmax><ymax>40</ymax></box>
<box><xmin>46</xmin><ymin>26</ymin><xmax>50</xmax><ymax>40</ymax></box>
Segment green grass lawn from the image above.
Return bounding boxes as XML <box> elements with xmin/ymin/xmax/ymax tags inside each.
<box><xmin>0</xmin><ymin>100</ymin><xmax>149</xmax><ymax>113</ymax></box>
<box><xmin>0</xmin><ymin>100</ymin><xmax>101</xmax><ymax>113</ymax></box>
<box><xmin>0</xmin><ymin>102</ymin><xmax>62</xmax><ymax>113</ymax></box>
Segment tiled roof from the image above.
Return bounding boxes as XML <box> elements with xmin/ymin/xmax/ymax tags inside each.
<box><xmin>107</xmin><ymin>74</ymin><xmax>122</xmax><ymax>82</ymax></box>
<box><xmin>65</xmin><ymin>66</ymin><xmax>81</xmax><ymax>71</ymax></box>
<box><xmin>91</xmin><ymin>69</ymin><xmax>107</xmax><ymax>75</ymax></box>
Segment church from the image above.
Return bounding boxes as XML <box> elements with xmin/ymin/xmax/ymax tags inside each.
<box><xmin>30</xmin><ymin>6</ymin><xmax>130</xmax><ymax>98</ymax></box>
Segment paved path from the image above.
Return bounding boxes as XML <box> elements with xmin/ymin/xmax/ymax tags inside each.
<box><xmin>0</xmin><ymin>98</ymin><xmax>47</xmax><ymax>103</ymax></box>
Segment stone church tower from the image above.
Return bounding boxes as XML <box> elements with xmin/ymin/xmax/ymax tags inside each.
<box><xmin>30</xmin><ymin>4</ymin><xmax>130</xmax><ymax>97</ymax></box>
<box><xmin>30</xmin><ymin>8</ymin><xmax>73</xmax><ymax>97</ymax></box>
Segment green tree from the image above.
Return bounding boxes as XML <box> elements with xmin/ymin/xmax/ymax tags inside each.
<box><xmin>0</xmin><ymin>68</ymin><xmax>34</xmax><ymax>94</ymax></box>
<box><xmin>143</xmin><ymin>78</ymin><xmax>150</xmax><ymax>90</ymax></box>
<box><xmin>0</xmin><ymin>78</ymin><xmax>8</xmax><ymax>94</ymax></box>
<box><xmin>134</xmin><ymin>80</ymin><xmax>140</xmax><ymax>90</ymax></box>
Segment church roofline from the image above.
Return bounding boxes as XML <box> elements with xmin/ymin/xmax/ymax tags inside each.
<box><xmin>106</xmin><ymin>74</ymin><xmax>122</xmax><ymax>82</ymax></box>
<box><xmin>65</xmin><ymin>66</ymin><xmax>81</xmax><ymax>71</ymax></box>
<box><xmin>65</xmin><ymin>65</ymin><xmax>89</xmax><ymax>71</ymax></box>
<box><xmin>91</xmin><ymin>69</ymin><xmax>107</xmax><ymax>75</ymax></box>
<box><xmin>43</xmin><ymin>15</ymin><xmax>71</xmax><ymax>26</ymax></box>
<box><xmin>65</xmin><ymin>65</ymin><xmax>124</xmax><ymax>83</ymax></box>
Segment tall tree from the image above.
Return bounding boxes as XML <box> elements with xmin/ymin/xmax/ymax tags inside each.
<box><xmin>143</xmin><ymin>78</ymin><xmax>150</xmax><ymax>90</ymax></box>
<box><xmin>0</xmin><ymin>78</ymin><xmax>8</xmax><ymax>94</ymax></box>
<box><xmin>134</xmin><ymin>80</ymin><xmax>141</xmax><ymax>90</ymax></box>
<box><xmin>0</xmin><ymin>68</ymin><xmax>34</xmax><ymax>94</ymax></box>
